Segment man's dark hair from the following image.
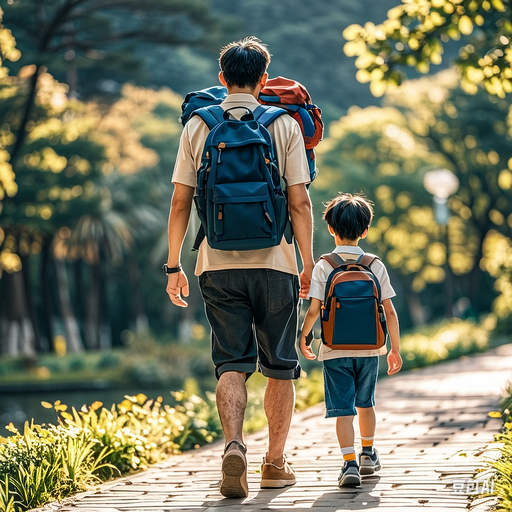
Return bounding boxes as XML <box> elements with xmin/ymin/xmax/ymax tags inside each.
<box><xmin>219</xmin><ymin>36</ymin><xmax>271</xmax><ymax>89</ymax></box>
<box><xmin>323</xmin><ymin>192</ymin><xmax>374</xmax><ymax>241</ymax></box>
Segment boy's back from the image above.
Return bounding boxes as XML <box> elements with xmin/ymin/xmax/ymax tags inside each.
<box><xmin>299</xmin><ymin>192</ymin><xmax>402</xmax><ymax>489</ymax></box>
<box><xmin>308</xmin><ymin>244</ymin><xmax>395</xmax><ymax>360</ymax></box>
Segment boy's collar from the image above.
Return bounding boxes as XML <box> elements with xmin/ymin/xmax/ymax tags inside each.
<box><xmin>333</xmin><ymin>245</ymin><xmax>364</xmax><ymax>254</ymax></box>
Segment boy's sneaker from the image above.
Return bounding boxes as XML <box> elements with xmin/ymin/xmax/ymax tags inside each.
<box><xmin>338</xmin><ymin>460</ymin><xmax>361</xmax><ymax>487</ymax></box>
<box><xmin>359</xmin><ymin>448</ymin><xmax>381</xmax><ymax>475</ymax></box>
<box><xmin>220</xmin><ymin>440</ymin><xmax>248</xmax><ymax>498</ymax></box>
<box><xmin>260</xmin><ymin>456</ymin><xmax>296</xmax><ymax>489</ymax></box>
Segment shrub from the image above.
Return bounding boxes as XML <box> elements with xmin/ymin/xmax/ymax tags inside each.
<box><xmin>481</xmin><ymin>386</ymin><xmax>512</xmax><ymax>511</ymax></box>
<box><xmin>0</xmin><ymin>392</ymin><xmax>222</xmax><ymax>511</ymax></box>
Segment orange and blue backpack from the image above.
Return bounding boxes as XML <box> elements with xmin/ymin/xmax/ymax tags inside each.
<box><xmin>319</xmin><ymin>253</ymin><xmax>388</xmax><ymax>351</ymax></box>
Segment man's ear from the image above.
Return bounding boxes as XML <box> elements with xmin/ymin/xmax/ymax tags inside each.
<box><xmin>218</xmin><ymin>71</ymin><xmax>227</xmax><ymax>87</ymax></box>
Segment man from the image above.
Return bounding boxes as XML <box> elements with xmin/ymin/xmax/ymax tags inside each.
<box><xmin>165</xmin><ymin>36</ymin><xmax>314</xmax><ymax>498</ymax></box>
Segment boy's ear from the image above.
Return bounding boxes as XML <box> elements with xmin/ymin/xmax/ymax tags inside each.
<box><xmin>328</xmin><ymin>225</ymin><xmax>336</xmax><ymax>237</ymax></box>
<box><xmin>218</xmin><ymin>71</ymin><xmax>227</xmax><ymax>87</ymax></box>
<box><xmin>361</xmin><ymin>227</ymin><xmax>369</xmax><ymax>239</ymax></box>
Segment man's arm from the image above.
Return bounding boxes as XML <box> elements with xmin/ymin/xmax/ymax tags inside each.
<box><xmin>287</xmin><ymin>183</ymin><xmax>314</xmax><ymax>298</ymax></box>
<box><xmin>166</xmin><ymin>183</ymin><xmax>195</xmax><ymax>307</ymax></box>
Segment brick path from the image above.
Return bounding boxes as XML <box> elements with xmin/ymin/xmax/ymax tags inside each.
<box><xmin>54</xmin><ymin>344</ymin><xmax>512</xmax><ymax>512</ymax></box>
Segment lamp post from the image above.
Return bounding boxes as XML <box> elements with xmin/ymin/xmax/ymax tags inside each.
<box><xmin>423</xmin><ymin>169</ymin><xmax>460</xmax><ymax>317</ymax></box>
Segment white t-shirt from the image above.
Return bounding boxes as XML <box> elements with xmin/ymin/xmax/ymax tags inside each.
<box><xmin>307</xmin><ymin>245</ymin><xmax>396</xmax><ymax>360</ymax></box>
<box><xmin>172</xmin><ymin>93</ymin><xmax>311</xmax><ymax>276</ymax></box>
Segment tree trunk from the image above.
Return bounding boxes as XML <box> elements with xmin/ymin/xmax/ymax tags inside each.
<box><xmin>467</xmin><ymin>233</ymin><xmax>487</xmax><ymax>315</ymax></box>
<box><xmin>405</xmin><ymin>290</ymin><xmax>428</xmax><ymax>326</ymax></box>
<box><xmin>54</xmin><ymin>258</ymin><xmax>83</xmax><ymax>353</ymax></box>
<box><xmin>85</xmin><ymin>262</ymin><xmax>100</xmax><ymax>350</ymax></box>
<box><xmin>41</xmin><ymin>238</ymin><xmax>55</xmax><ymax>351</ymax></box>
<box><xmin>9</xmin><ymin>65</ymin><xmax>44</xmax><ymax>167</ymax></box>
<box><xmin>0</xmin><ymin>270</ymin><xmax>37</xmax><ymax>357</ymax></box>
<box><xmin>20</xmin><ymin>254</ymin><xmax>46</xmax><ymax>351</ymax></box>
<box><xmin>128</xmin><ymin>257</ymin><xmax>149</xmax><ymax>333</ymax></box>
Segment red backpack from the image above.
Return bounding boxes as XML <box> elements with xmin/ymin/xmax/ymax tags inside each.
<box><xmin>259</xmin><ymin>77</ymin><xmax>323</xmax><ymax>181</ymax></box>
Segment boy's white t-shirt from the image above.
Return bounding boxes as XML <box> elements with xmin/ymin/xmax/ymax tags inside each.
<box><xmin>307</xmin><ymin>245</ymin><xmax>396</xmax><ymax>361</ymax></box>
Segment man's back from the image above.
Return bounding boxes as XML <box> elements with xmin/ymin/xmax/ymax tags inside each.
<box><xmin>172</xmin><ymin>92</ymin><xmax>310</xmax><ymax>276</ymax></box>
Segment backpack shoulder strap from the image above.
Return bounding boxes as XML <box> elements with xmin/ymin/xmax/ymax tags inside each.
<box><xmin>358</xmin><ymin>253</ymin><xmax>380</xmax><ymax>268</ymax></box>
<box><xmin>253</xmin><ymin>105</ymin><xmax>287</xmax><ymax>128</ymax></box>
<box><xmin>192</xmin><ymin>105</ymin><xmax>225</xmax><ymax>131</ymax></box>
<box><xmin>320</xmin><ymin>253</ymin><xmax>346</xmax><ymax>269</ymax></box>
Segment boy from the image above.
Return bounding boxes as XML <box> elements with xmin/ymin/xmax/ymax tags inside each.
<box><xmin>300</xmin><ymin>192</ymin><xmax>402</xmax><ymax>487</ymax></box>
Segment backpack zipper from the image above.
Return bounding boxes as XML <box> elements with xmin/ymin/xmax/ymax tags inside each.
<box><xmin>217</xmin><ymin>142</ymin><xmax>226</xmax><ymax>164</ymax></box>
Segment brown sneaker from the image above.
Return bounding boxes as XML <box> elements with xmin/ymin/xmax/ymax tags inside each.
<box><xmin>260</xmin><ymin>455</ymin><xmax>296</xmax><ymax>489</ymax></box>
<box><xmin>220</xmin><ymin>440</ymin><xmax>248</xmax><ymax>498</ymax></box>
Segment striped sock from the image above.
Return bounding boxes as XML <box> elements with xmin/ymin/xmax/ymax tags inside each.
<box><xmin>341</xmin><ymin>446</ymin><xmax>356</xmax><ymax>462</ymax></box>
<box><xmin>361</xmin><ymin>436</ymin><xmax>374</xmax><ymax>454</ymax></box>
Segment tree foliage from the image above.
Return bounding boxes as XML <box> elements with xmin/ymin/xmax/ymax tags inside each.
<box><xmin>343</xmin><ymin>0</ymin><xmax>512</xmax><ymax>98</ymax></box>
<box><xmin>0</xmin><ymin>8</ymin><xmax>19</xmax><ymax>201</ymax></box>
<box><xmin>3</xmin><ymin>0</ymin><xmax>221</xmax><ymax>98</ymax></box>
<box><xmin>315</xmin><ymin>69</ymin><xmax>512</xmax><ymax>319</ymax></box>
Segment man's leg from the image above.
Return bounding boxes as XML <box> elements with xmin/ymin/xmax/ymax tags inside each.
<box><xmin>216</xmin><ymin>371</ymin><xmax>249</xmax><ymax>498</ymax></box>
<box><xmin>216</xmin><ymin>371</ymin><xmax>247</xmax><ymax>444</ymax></box>
<box><xmin>264</xmin><ymin>377</ymin><xmax>295</xmax><ymax>465</ymax></box>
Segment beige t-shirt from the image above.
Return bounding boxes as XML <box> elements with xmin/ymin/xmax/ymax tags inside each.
<box><xmin>172</xmin><ymin>93</ymin><xmax>311</xmax><ymax>276</ymax></box>
<box><xmin>307</xmin><ymin>245</ymin><xmax>396</xmax><ymax>360</ymax></box>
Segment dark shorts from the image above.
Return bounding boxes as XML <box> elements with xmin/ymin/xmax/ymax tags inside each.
<box><xmin>199</xmin><ymin>269</ymin><xmax>301</xmax><ymax>380</ymax></box>
<box><xmin>323</xmin><ymin>357</ymin><xmax>379</xmax><ymax>417</ymax></box>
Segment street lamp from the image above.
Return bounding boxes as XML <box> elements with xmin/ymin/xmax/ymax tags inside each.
<box><xmin>423</xmin><ymin>169</ymin><xmax>460</xmax><ymax>317</ymax></box>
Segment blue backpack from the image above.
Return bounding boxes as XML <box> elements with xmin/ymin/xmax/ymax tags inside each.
<box><xmin>191</xmin><ymin>104</ymin><xmax>291</xmax><ymax>251</ymax></box>
<box><xmin>180</xmin><ymin>86</ymin><xmax>227</xmax><ymax>126</ymax></box>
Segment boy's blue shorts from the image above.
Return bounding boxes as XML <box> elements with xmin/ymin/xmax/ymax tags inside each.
<box><xmin>323</xmin><ymin>356</ymin><xmax>379</xmax><ymax>417</ymax></box>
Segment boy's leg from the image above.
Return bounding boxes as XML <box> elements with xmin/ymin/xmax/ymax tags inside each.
<box><xmin>323</xmin><ymin>358</ymin><xmax>361</xmax><ymax>487</ymax></box>
<box><xmin>357</xmin><ymin>406</ymin><xmax>376</xmax><ymax>443</ymax></box>
<box><xmin>353</xmin><ymin>357</ymin><xmax>381</xmax><ymax>475</ymax></box>
<box><xmin>336</xmin><ymin>416</ymin><xmax>355</xmax><ymax>455</ymax></box>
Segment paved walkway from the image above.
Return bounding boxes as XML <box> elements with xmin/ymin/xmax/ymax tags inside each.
<box><xmin>54</xmin><ymin>344</ymin><xmax>512</xmax><ymax>512</ymax></box>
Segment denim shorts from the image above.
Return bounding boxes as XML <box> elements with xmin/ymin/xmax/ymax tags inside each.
<box><xmin>323</xmin><ymin>357</ymin><xmax>379</xmax><ymax>417</ymax></box>
<box><xmin>199</xmin><ymin>269</ymin><xmax>301</xmax><ymax>380</ymax></box>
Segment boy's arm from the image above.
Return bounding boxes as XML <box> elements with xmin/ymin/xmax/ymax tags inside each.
<box><xmin>383</xmin><ymin>298</ymin><xmax>402</xmax><ymax>375</ymax></box>
<box><xmin>299</xmin><ymin>298</ymin><xmax>322</xmax><ymax>360</ymax></box>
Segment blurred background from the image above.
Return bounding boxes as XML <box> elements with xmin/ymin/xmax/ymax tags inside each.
<box><xmin>0</xmin><ymin>0</ymin><xmax>511</xmax><ymax>432</ymax></box>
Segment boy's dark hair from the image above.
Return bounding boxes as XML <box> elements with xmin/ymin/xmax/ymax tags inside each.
<box><xmin>219</xmin><ymin>36</ymin><xmax>271</xmax><ymax>89</ymax></box>
<box><xmin>323</xmin><ymin>192</ymin><xmax>374</xmax><ymax>241</ymax></box>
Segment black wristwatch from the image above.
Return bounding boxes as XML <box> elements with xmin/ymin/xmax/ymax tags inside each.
<box><xmin>162</xmin><ymin>264</ymin><xmax>182</xmax><ymax>275</ymax></box>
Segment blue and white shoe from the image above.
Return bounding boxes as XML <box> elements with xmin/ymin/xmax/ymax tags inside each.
<box><xmin>359</xmin><ymin>448</ymin><xmax>381</xmax><ymax>475</ymax></box>
<box><xmin>338</xmin><ymin>460</ymin><xmax>361</xmax><ymax>487</ymax></box>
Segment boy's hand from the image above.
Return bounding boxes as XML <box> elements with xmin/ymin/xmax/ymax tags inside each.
<box><xmin>387</xmin><ymin>349</ymin><xmax>402</xmax><ymax>375</ymax></box>
<box><xmin>300</xmin><ymin>334</ymin><xmax>317</xmax><ymax>360</ymax></box>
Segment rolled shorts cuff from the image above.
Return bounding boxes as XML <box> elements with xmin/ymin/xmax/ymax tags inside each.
<box><xmin>216</xmin><ymin>363</ymin><xmax>256</xmax><ymax>380</ymax></box>
<box><xmin>259</xmin><ymin>361</ymin><xmax>301</xmax><ymax>380</ymax></box>
<box><xmin>326</xmin><ymin>407</ymin><xmax>356</xmax><ymax>418</ymax></box>
<box><xmin>355</xmin><ymin>398</ymin><xmax>375</xmax><ymax>409</ymax></box>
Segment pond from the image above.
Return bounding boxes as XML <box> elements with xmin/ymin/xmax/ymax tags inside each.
<box><xmin>0</xmin><ymin>385</ymin><xmax>179</xmax><ymax>435</ymax></box>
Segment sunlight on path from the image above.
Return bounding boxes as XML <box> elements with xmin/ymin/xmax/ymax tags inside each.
<box><xmin>46</xmin><ymin>344</ymin><xmax>512</xmax><ymax>512</ymax></box>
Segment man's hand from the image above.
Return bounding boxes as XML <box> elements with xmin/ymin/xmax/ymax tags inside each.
<box><xmin>387</xmin><ymin>349</ymin><xmax>402</xmax><ymax>375</ymax></box>
<box><xmin>299</xmin><ymin>265</ymin><xmax>313</xmax><ymax>299</ymax></box>
<box><xmin>166</xmin><ymin>270</ymin><xmax>189</xmax><ymax>307</ymax></box>
<box><xmin>299</xmin><ymin>334</ymin><xmax>316</xmax><ymax>360</ymax></box>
